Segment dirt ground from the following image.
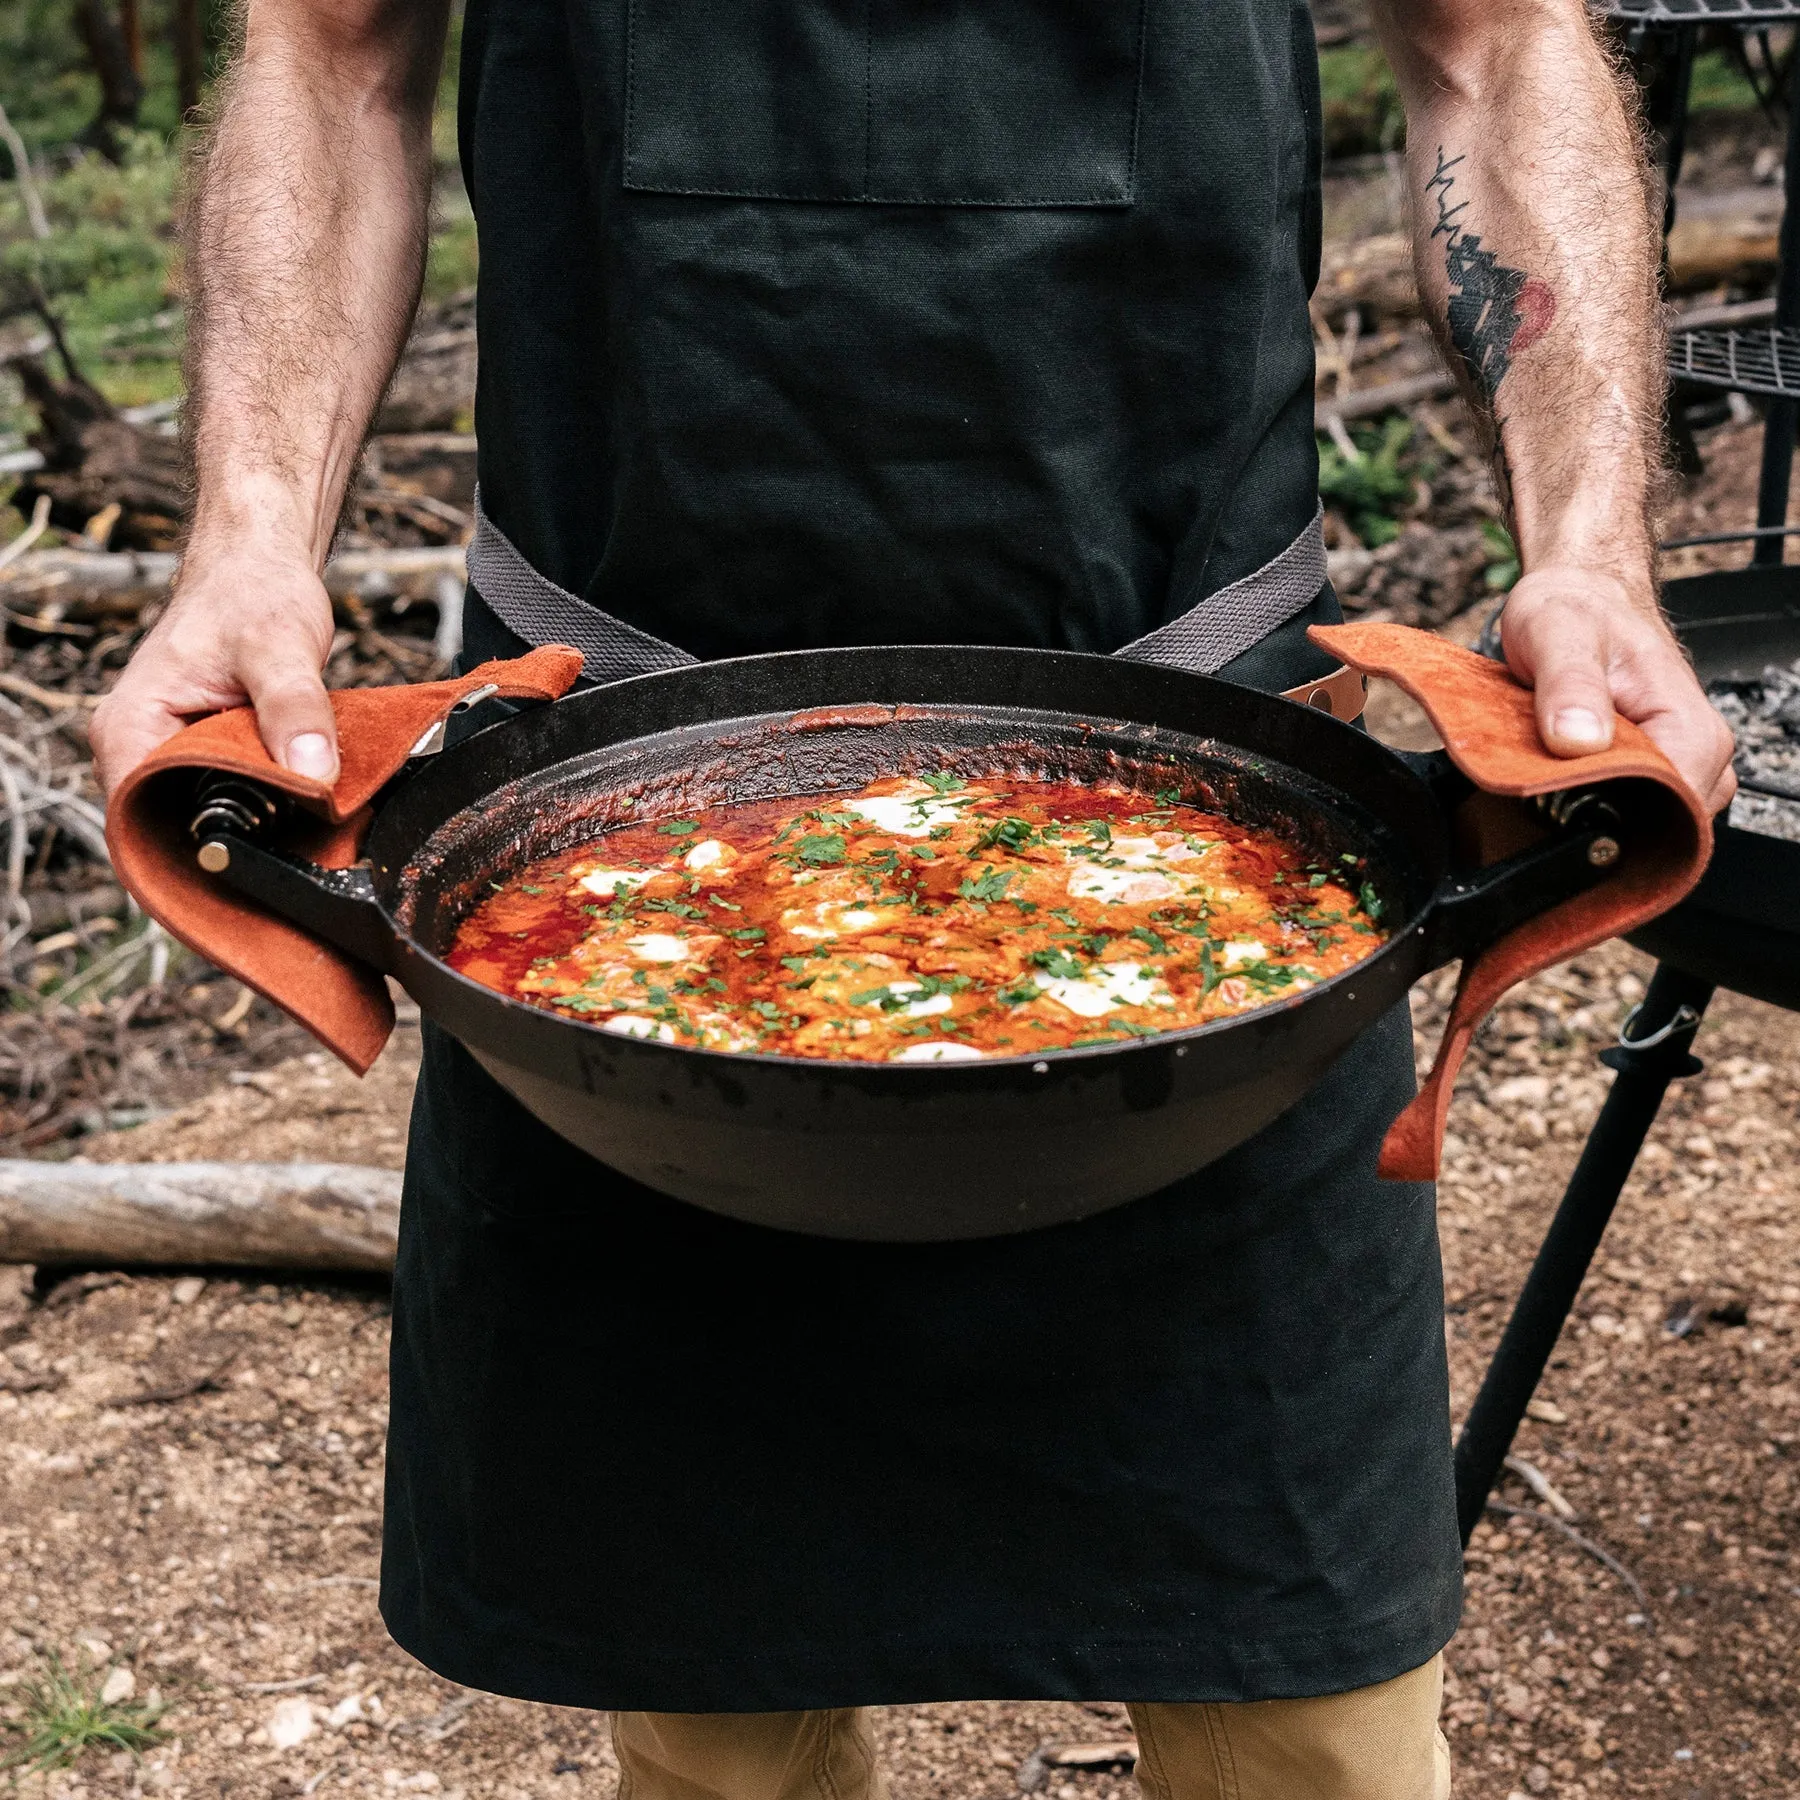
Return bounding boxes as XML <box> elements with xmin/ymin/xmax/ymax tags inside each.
<box><xmin>0</xmin><ymin>936</ymin><xmax>1796</xmax><ymax>1800</ymax></box>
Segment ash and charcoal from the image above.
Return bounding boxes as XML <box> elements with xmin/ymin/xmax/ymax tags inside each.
<box><xmin>1710</xmin><ymin>658</ymin><xmax>1800</xmax><ymax>843</ymax></box>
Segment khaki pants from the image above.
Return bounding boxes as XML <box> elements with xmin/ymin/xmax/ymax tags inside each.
<box><xmin>611</xmin><ymin>1657</ymin><xmax>1451</xmax><ymax>1800</ymax></box>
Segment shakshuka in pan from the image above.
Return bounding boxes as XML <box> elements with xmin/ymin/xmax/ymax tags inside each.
<box><xmin>447</xmin><ymin>774</ymin><xmax>1390</xmax><ymax>1060</ymax></box>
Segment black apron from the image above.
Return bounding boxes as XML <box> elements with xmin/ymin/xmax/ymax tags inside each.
<box><xmin>378</xmin><ymin>0</ymin><xmax>1463</xmax><ymax>1709</ymax></box>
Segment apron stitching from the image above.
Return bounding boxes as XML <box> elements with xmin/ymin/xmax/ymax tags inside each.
<box><xmin>861</xmin><ymin>0</ymin><xmax>873</xmax><ymax>203</ymax></box>
<box><xmin>623</xmin><ymin>0</ymin><xmax>640</xmax><ymax>184</ymax></box>
<box><xmin>1125</xmin><ymin>0</ymin><xmax>1150</xmax><ymax>198</ymax></box>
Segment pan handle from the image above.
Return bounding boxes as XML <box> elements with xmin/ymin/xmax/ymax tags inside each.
<box><xmin>190</xmin><ymin>778</ymin><xmax>395</xmax><ymax>973</ymax></box>
<box><xmin>1420</xmin><ymin>788</ymin><xmax>1623</xmax><ymax>972</ymax></box>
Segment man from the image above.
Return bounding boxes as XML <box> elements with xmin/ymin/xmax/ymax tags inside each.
<box><xmin>94</xmin><ymin>0</ymin><xmax>1735</xmax><ymax>1792</ymax></box>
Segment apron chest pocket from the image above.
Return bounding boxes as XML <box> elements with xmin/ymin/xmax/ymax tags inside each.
<box><xmin>623</xmin><ymin>0</ymin><xmax>1146</xmax><ymax>207</ymax></box>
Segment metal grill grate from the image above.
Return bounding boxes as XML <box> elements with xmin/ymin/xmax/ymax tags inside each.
<box><xmin>1670</xmin><ymin>326</ymin><xmax>1800</xmax><ymax>399</ymax></box>
<box><xmin>1602</xmin><ymin>0</ymin><xmax>1800</xmax><ymax>20</ymax></box>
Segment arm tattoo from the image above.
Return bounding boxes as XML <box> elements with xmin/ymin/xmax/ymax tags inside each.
<box><xmin>1425</xmin><ymin>147</ymin><xmax>1555</xmax><ymax>409</ymax></box>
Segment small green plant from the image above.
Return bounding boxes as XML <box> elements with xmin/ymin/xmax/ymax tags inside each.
<box><xmin>1481</xmin><ymin>519</ymin><xmax>1521</xmax><ymax>591</ymax></box>
<box><xmin>0</xmin><ymin>1651</ymin><xmax>166</xmax><ymax>1774</ymax></box>
<box><xmin>1317</xmin><ymin>414</ymin><xmax>1418</xmax><ymax>548</ymax></box>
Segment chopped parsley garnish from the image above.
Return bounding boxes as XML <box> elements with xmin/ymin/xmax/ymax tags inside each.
<box><xmin>1130</xmin><ymin>927</ymin><xmax>1168</xmax><ymax>955</ymax></box>
<box><xmin>971</xmin><ymin>816</ymin><xmax>1041</xmax><ymax>855</ymax></box>
<box><xmin>795</xmin><ymin>833</ymin><xmax>847</xmax><ymax>867</ymax></box>
<box><xmin>656</xmin><ymin>820</ymin><xmax>699</xmax><ymax>836</ymax></box>
<box><xmin>1235</xmin><ymin>959</ymin><xmax>1302</xmax><ymax>993</ymax></box>
<box><xmin>1197</xmin><ymin>941</ymin><xmax>1221</xmax><ymax>995</ymax></box>
<box><xmin>920</xmin><ymin>771</ymin><xmax>964</xmax><ymax>794</ymax></box>
<box><xmin>958</xmin><ymin>867</ymin><xmax>1014</xmax><ymax>904</ymax></box>
<box><xmin>1357</xmin><ymin>881</ymin><xmax>1385</xmax><ymax>922</ymax></box>
<box><xmin>848</xmin><ymin>973</ymin><xmax>969</xmax><ymax>1011</ymax></box>
<box><xmin>1031</xmin><ymin>948</ymin><xmax>1087</xmax><ymax>980</ymax></box>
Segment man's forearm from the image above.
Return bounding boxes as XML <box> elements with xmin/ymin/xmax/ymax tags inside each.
<box><xmin>1374</xmin><ymin>0</ymin><xmax>1662</xmax><ymax>601</ymax></box>
<box><xmin>186</xmin><ymin>0</ymin><xmax>449</xmax><ymax>568</ymax></box>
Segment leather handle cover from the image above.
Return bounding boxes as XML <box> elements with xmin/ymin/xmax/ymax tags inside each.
<box><xmin>1308</xmin><ymin>621</ymin><xmax>1713</xmax><ymax>1182</ymax></box>
<box><xmin>106</xmin><ymin>646</ymin><xmax>585</xmax><ymax>1073</ymax></box>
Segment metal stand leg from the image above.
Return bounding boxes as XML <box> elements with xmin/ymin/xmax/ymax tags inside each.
<box><xmin>1653</xmin><ymin>29</ymin><xmax>1706</xmax><ymax>478</ymax></box>
<box><xmin>1753</xmin><ymin>47</ymin><xmax>1800</xmax><ymax>564</ymax></box>
<box><xmin>1452</xmin><ymin>963</ymin><xmax>1714</xmax><ymax>1544</ymax></box>
<box><xmin>1654</xmin><ymin>25</ymin><xmax>1698</xmax><ymax>241</ymax></box>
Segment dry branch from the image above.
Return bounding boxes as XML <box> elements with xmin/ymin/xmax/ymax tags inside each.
<box><xmin>0</xmin><ymin>1160</ymin><xmax>401</xmax><ymax>1271</ymax></box>
<box><xmin>0</xmin><ymin>100</ymin><xmax>51</xmax><ymax>241</ymax></box>
<box><xmin>1484</xmin><ymin>1500</ymin><xmax>1648</xmax><ymax>1607</ymax></box>
<box><xmin>0</xmin><ymin>545</ymin><xmax>466</xmax><ymax>618</ymax></box>
<box><xmin>1316</xmin><ymin>370</ymin><xmax>1456</xmax><ymax>430</ymax></box>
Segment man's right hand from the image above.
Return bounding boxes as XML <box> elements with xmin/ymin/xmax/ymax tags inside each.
<box><xmin>93</xmin><ymin>0</ymin><xmax>453</xmax><ymax>797</ymax></box>
<box><xmin>91</xmin><ymin>548</ymin><xmax>340</xmax><ymax>796</ymax></box>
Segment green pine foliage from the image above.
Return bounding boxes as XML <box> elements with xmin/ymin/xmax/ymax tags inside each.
<box><xmin>1317</xmin><ymin>415</ymin><xmax>1419</xmax><ymax>548</ymax></box>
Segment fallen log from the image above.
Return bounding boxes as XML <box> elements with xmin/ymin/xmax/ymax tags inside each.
<box><xmin>1313</xmin><ymin>188</ymin><xmax>1785</xmax><ymax>322</ymax></box>
<box><xmin>0</xmin><ymin>1160</ymin><xmax>401</xmax><ymax>1272</ymax></box>
<box><xmin>1666</xmin><ymin>187</ymin><xmax>1781</xmax><ymax>294</ymax></box>
<box><xmin>0</xmin><ymin>544</ymin><xmax>466</xmax><ymax>620</ymax></box>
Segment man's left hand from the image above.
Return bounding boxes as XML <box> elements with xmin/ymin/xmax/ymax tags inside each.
<box><xmin>1499</xmin><ymin>567</ymin><xmax>1737</xmax><ymax>815</ymax></box>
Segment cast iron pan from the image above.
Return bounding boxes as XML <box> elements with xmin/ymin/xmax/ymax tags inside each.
<box><xmin>194</xmin><ymin>646</ymin><xmax>1633</xmax><ymax>1240</ymax></box>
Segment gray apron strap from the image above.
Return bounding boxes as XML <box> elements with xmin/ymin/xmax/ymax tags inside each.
<box><xmin>469</xmin><ymin>489</ymin><xmax>699</xmax><ymax>685</ymax></box>
<box><xmin>469</xmin><ymin>490</ymin><xmax>1329</xmax><ymax>688</ymax></box>
<box><xmin>1112</xmin><ymin>504</ymin><xmax>1327</xmax><ymax>674</ymax></box>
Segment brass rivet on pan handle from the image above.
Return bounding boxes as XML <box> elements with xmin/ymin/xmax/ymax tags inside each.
<box><xmin>196</xmin><ymin>840</ymin><xmax>231</xmax><ymax>874</ymax></box>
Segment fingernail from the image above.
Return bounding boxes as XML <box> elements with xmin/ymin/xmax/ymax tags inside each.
<box><xmin>1552</xmin><ymin>707</ymin><xmax>1606</xmax><ymax>747</ymax></box>
<box><xmin>286</xmin><ymin>733</ymin><xmax>336</xmax><ymax>781</ymax></box>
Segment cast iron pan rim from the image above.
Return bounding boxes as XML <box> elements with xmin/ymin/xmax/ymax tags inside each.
<box><xmin>373</xmin><ymin>646</ymin><xmax>1439</xmax><ymax>1083</ymax></box>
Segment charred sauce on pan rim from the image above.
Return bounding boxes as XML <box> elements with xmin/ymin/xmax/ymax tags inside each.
<box><xmin>447</xmin><ymin>774</ymin><xmax>1388</xmax><ymax>1061</ymax></box>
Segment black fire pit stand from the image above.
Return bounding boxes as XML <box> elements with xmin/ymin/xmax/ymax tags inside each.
<box><xmin>1451</xmin><ymin>962</ymin><xmax>1715</xmax><ymax>1544</ymax></box>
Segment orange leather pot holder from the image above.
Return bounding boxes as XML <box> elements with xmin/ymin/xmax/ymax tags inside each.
<box><xmin>105</xmin><ymin>647</ymin><xmax>584</xmax><ymax>1075</ymax></box>
<box><xmin>1309</xmin><ymin>622</ymin><xmax>1713</xmax><ymax>1182</ymax></box>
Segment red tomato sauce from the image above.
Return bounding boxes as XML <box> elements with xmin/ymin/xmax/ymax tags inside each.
<box><xmin>446</xmin><ymin>774</ymin><xmax>1388</xmax><ymax>1061</ymax></box>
